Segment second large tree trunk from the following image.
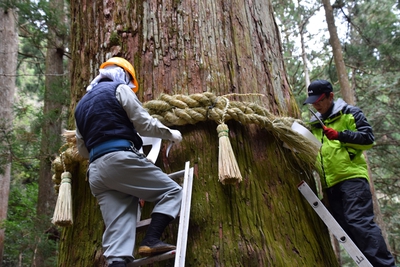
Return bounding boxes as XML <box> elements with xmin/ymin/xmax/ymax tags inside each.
<box><xmin>0</xmin><ymin>8</ymin><xmax>18</xmax><ymax>267</ymax></box>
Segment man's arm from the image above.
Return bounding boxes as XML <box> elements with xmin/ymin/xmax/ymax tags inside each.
<box><xmin>75</xmin><ymin>126</ymin><xmax>90</xmax><ymax>159</ymax></box>
<box><xmin>338</xmin><ymin>107</ymin><xmax>375</xmax><ymax>150</ymax></box>
<box><xmin>116</xmin><ymin>85</ymin><xmax>180</xmax><ymax>141</ymax></box>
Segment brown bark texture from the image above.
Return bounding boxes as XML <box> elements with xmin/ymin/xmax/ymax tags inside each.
<box><xmin>59</xmin><ymin>0</ymin><xmax>340</xmax><ymax>266</ymax></box>
<box><xmin>0</xmin><ymin>8</ymin><xmax>18</xmax><ymax>267</ymax></box>
<box><xmin>321</xmin><ymin>0</ymin><xmax>354</xmax><ymax>104</ymax></box>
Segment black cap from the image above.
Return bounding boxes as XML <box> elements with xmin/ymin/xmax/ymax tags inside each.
<box><xmin>303</xmin><ymin>80</ymin><xmax>333</xmax><ymax>105</ymax></box>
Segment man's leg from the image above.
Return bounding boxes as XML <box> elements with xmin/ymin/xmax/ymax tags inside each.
<box><xmin>138</xmin><ymin>213</ymin><xmax>177</xmax><ymax>256</ymax></box>
<box><xmin>95</xmin><ymin>190</ymin><xmax>139</xmax><ymax>261</ymax></box>
<box><xmin>89</xmin><ymin>154</ymin><xmax>139</xmax><ymax>264</ymax></box>
<box><xmin>339</xmin><ymin>179</ymin><xmax>395</xmax><ymax>267</ymax></box>
<box><xmin>102</xmin><ymin>151</ymin><xmax>183</xmax><ymax>257</ymax></box>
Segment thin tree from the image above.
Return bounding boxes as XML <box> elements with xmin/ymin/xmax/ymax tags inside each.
<box><xmin>321</xmin><ymin>0</ymin><xmax>354</xmax><ymax>104</ymax></box>
<box><xmin>0</xmin><ymin>7</ymin><xmax>18</xmax><ymax>267</ymax></box>
<box><xmin>35</xmin><ymin>0</ymin><xmax>68</xmax><ymax>264</ymax></box>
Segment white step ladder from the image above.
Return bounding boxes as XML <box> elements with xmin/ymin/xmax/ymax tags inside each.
<box><xmin>130</xmin><ymin>161</ymin><xmax>194</xmax><ymax>267</ymax></box>
<box><xmin>297</xmin><ymin>181</ymin><xmax>372</xmax><ymax>267</ymax></box>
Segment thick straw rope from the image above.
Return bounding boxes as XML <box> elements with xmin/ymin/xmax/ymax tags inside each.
<box><xmin>52</xmin><ymin>93</ymin><xmax>320</xmax><ymax>203</ymax></box>
<box><xmin>142</xmin><ymin>93</ymin><xmax>319</xmax><ymax>164</ymax></box>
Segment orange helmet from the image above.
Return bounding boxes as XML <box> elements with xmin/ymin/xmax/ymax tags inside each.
<box><xmin>100</xmin><ymin>57</ymin><xmax>139</xmax><ymax>93</ymax></box>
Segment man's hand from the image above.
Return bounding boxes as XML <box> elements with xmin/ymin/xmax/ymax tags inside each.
<box><xmin>170</xmin><ymin>129</ymin><xmax>182</xmax><ymax>143</ymax></box>
<box><xmin>323</xmin><ymin>126</ymin><xmax>339</xmax><ymax>140</ymax></box>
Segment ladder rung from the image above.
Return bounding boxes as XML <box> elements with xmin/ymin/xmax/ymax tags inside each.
<box><xmin>136</xmin><ymin>218</ymin><xmax>152</xmax><ymax>232</ymax></box>
<box><xmin>168</xmin><ymin>169</ymin><xmax>185</xmax><ymax>180</ymax></box>
<box><xmin>129</xmin><ymin>250</ymin><xmax>176</xmax><ymax>267</ymax></box>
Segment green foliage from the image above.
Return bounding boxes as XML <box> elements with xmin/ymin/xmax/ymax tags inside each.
<box><xmin>2</xmin><ymin>0</ymin><xmax>69</xmax><ymax>48</ymax></box>
<box><xmin>2</xmin><ymin>184</ymin><xmax>37</xmax><ymax>266</ymax></box>
<box><xmin>339</xmin><ymin>2</ymin><xmax>400</xmax><ymax>260</ymax></box>
<box><xmin>1</xmin><ymin>0</ymin><xmax>69</xmax><ymax>265</ymax></box>
<box><xmin>273</xmin><ymin>0</ymin><xmax>400</xmax><ymax>264</ymax></box>
<box><xmin>17</xmin><ymin>37</ymin><xmax>46</xmax><ymax>97</ymax></box>
<box><xmin>2</xmin><ymin>183</ymin><xmax>58</xmax><ymax>267</ymax></box>
<box><xmin>109</xmin><ymin>31</ymin><xmax>121</xmax><ymax>47</ymax></box>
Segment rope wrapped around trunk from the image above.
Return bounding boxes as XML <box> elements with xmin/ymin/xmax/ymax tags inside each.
<box><xmin>52</xmin><ymin>92</ymin><xmax>320</xmax><ymax>214</ymax></box>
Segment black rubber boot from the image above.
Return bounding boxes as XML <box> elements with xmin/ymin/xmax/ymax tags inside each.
<box><xmin>138</xmin><ymin>213</ymin><xmax>176</xmax><ymax>256</ymax></box>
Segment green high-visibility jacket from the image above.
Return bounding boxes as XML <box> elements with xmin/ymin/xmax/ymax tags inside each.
<box><xmin>309</xmin><ymin>98</ymin><xmax>375</xmax><ymax>188</ymax></box>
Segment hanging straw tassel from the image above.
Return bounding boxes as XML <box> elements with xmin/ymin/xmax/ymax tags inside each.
<box><xmin>217</xmin><ymin>123</ymin><xmax>243</xmax><ymax>184</ymax></box>
<box><xmin>52</xmin><ymin>153</ymin><xmax>73</xmax><ymax>227</ymax></box>
<box><xmin>52</xmin><ymin>171</ymin><xmax>73</xmax><ymax>226</ymax></box>
<box><xmin>216</xmin><ymin>96</ymin><xmax>243</xmax><ymax>185</ymax></box>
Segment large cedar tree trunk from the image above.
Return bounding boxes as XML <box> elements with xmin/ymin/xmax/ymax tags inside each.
<box><xmin>57</xmin><ymin>0</ymin><xmax>339</xmax><ymax>266</ymax></box>
<box><xmin>0</xmin><ymin>8</ymin><xmax>18</xmax><ymax>267</ymax></box>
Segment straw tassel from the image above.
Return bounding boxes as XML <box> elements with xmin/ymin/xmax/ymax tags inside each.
<box><xmin>216</xmin><ymin>96</ymin><xmax>242</xmax><ymax>185</ymax></box>
<box><xmin>52</xmin><ymin>153</ymin><xmax>73</xmax><ymax>227</ymax></box>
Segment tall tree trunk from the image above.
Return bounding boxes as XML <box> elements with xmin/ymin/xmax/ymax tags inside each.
<box><xmin>321</xmin><ymin>0</ymin><xmax>391</xmax><ymax>251</ymax></box>
<box><xmin>36</xmin><ymin>0</ymin><xmax>66</xmax><ymax>265</ymax></box>
<box><xmin>321</xmin><ymin>0</ymin><xmax>354</xmax><ymax>103</ymax></box>
<box><xmin>55</xmin><ymin>0</ymin><xmax>340</xmax><ymax>266</ymax></box>
<box><xmin>0</xmin><ymin>7</ymin><xmax>18</xmax><ymax>267</ymax></box>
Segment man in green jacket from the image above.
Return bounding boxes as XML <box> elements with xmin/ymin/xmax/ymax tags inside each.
<box><xmin>304</xmin><ymin>79</ymin><xmax>395</xmax><ymax>267</ymax></box>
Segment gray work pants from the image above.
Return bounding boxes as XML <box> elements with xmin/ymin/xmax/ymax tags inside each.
<box><xmin>88</xmin><ymin>149</ymin><xmax>182</xmax><ymax>260</ymax></box>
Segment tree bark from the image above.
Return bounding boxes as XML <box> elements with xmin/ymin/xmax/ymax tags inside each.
<box><xmin>57</xmin><ymin>0</ymin><xmax>340</xmax><ymax>266</ymax></box>
<box><xmin>0</xmin><ymin>7</ymin><xmax>18</xmax><ymax>267</ymax></box>
<box><xmin>321</xmin><ymin>0</ymin><xmax>354</xmax><ymax>103</ymax></box>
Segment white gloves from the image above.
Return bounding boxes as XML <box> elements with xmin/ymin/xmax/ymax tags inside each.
<box><xmin>170</xmin><ymin>129</ymin><xmax>182</xmax><ymax>143</ymax></box>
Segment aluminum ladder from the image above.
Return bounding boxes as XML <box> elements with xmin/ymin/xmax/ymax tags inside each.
<box><xmin>298</xmin><ymin>180</ymin><xmax>372</xmax><ymax>267</ymax></box>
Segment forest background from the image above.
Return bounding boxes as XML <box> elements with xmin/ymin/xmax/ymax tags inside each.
<box><xmin>0</xmin><ymin>0</ymin><xmax>399</xmax><ymax>266</ymax></box>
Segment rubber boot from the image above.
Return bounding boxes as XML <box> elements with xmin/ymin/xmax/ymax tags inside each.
<box><xmin>138</xmin><ymin>213</ymin><xmax>176</xmax><ymax>256</ymax></box>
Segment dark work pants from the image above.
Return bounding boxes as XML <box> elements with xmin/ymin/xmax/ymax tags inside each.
<box><xmin>327</xmin><ymin>178</ymin><xmax>396</xmax><ymax>267</ymax></box>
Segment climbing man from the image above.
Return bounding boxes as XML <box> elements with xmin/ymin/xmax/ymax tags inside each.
<box><xmin>75</xmin><ymin>57</ymin><xmax>183</xmax><ymax>267</ymax></box>
<box><xmin>304</xmin><ymin>79</ymin><xmax>396</xmax><ymax>267</ymax></box>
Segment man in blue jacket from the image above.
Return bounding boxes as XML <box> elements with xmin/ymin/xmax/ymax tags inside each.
<box><xmin>304</xmin><ymin>79</ymin><xmax>395</xmax><ymax>267</ymax></box>
<box><xmin>75</xmin><ymin>57</ymin><xmax>183</xmax><ymax>267</ymax></box>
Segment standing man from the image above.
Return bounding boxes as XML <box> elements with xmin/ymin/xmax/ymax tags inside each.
<box><xmin>304</xmin><ymin>79</ymin><xmax>396</xmax><ymax>267</ymax></box>
<box><xmin>75</xmin><ymin>57</ymin><xmax>183</xmax><ymax>267</ymax></box>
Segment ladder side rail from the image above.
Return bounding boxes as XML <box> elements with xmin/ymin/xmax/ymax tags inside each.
<box><xmin>174</xmin><ymin>161</ymin><xmax>191</xmax><ymax>267</ymax></box>
<box><xmin>175</xmin><ymin>166</ymin><xmax>194</xmax><ymax>267</ymax></box>
<box><xmin>298</xmin><ymin>181</ymin><xmax>372</xmax><ymax>267</ymax></box>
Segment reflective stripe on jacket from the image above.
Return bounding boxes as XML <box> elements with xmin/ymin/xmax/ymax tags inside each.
<box><xmin>309</xmin><ymin>98</ymin><xmax>374</xmax><ymax>188</ymax></box>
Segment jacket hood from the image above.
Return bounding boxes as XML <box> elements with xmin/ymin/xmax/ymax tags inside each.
<box><xmin>309</xmin><ymin>98</ymin><xmax>347</xmax><ymax>125</ymax></box>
